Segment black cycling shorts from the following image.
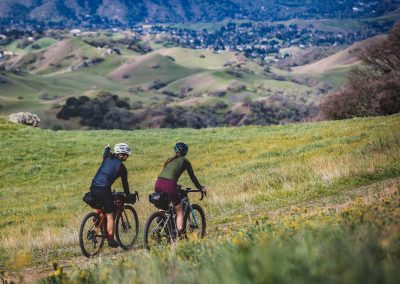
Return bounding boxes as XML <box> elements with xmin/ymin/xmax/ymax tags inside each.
<box><xmin>90</xmin><ymin>185</ymin><xmax>115</xmax><ymax>213</ymax></box>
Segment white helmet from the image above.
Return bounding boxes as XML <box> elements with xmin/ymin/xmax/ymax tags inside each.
<box><xmin>114</xmin><ymin>143</ymin><xmax>131</xmax><ymax>156</ymax></box>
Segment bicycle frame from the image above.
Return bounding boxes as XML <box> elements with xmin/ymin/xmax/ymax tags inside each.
<box><xmin>145</xmin><ymin>187</ymin><xmax>205</xmax><ymax>249</ymax></box>
<box><xmin>152</xmin><ymin>194</ymin><xmax>200</xmax><ymax>242</ymax></box>
<box><xmin>182</xmin><ymin>197</ymin><xmax>201</xmax><ymax>230</ymax></box>
<box><xmin>95</xmin><ymin>196</ymin><xmax>131</xmax><ymax>235</ymax></box>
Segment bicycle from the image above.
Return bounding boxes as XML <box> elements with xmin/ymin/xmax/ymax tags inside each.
<box><xmin>143</xmin><ymin>186</ymin><xmax>206</xmax><ymax>250</ymax></box>
<box><xmin>79</xmin><ymin>191</ymin><xmax>140</xmax><ymax>258</ymax></box>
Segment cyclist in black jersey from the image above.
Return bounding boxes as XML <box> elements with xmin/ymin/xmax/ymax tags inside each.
<box><xmin>90</xmin><ymin>143</ymin><xmax>131</xmax><ymax>248</ymax></box>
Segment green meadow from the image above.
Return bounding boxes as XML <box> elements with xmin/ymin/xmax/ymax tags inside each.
<box><xmin>0</xmin><ymin>114</ymin><xmax>399</xmax><ymax>282</ymax></box>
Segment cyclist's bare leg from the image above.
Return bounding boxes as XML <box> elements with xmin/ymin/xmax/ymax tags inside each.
<box><xmin>175</xmin><ymin>203</ymin><xmax>183</xmax><ymax>231</ymax></box>
<box><xmin>106</xmin><ymin>213</ymin><xmax>114</xmax><ymax>238</ymax></box>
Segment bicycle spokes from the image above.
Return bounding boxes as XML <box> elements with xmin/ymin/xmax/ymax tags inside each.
<box><xmin>122</xmin><ymin>209</ymin><xmax>132</xmax><ymax>229</ymax></box>
<box><xmin>184</xmin><ymin>204</ymin><xmax>206</xmax><ymax>240</ymax></box>
<box><xmin>79</xmin><ymin>213</ymin><xmax>106</xmax><ymax>257</ymax></box>
<box><xmin>115</xmin><ymin>205</ymin><xmax>139</xmax><ymax>250</ymax></box>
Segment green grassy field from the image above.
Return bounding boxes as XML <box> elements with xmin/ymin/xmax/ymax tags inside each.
<box><xmin>0</xmin><ymin>114</ymin><xmax>399</xmax><ymax>282</ymax></box>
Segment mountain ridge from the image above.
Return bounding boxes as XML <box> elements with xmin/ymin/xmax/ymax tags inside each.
<box><xmin>1</xmin><ymin>0</ymin><xmax>399</xmax><ymax>27</ymax></box>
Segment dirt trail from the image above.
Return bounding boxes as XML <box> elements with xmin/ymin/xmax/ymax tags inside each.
<box><xmin>4</xmin><ymin>177</ymin><xmax>399</xmax><ymax>283</ymax></box>
<box><xmin>210</xmin><ymin>177</ymin><xmax>399</xmax><ymax>234</ymax></box>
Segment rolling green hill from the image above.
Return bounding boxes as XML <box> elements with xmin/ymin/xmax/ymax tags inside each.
<box><xmin>1</xmin><ymin>33</ymin><xmax>331</xmax><ymax>129</ymax></box>
<box><xmin>2</xmin><ymin>25</ymin><xmax>393</xmax><ymax>130</ymax></box>
<box><xmin>0</xmin><ymin>114</ymin><xmax>399</xmax><ymax>282</ymax></box>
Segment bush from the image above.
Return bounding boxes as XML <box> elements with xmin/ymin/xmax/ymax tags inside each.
<box><xmin>31</xmin><ymin>44</ymin><xmax>40</xmax><ymax>49</ymax></box>
<box><xmin>131</xmin><ymin>100</ymin><xmax>143</xmax><ymax>110</ymax></box>
<box><xmin>56</xmin><ymin>92</ymin><xmax>134</xmax><ymax>129</ymax></box>
<box><xmin>150</xmin><ymin>79</ymin><xmax>167</xmax><ymax>90</ymax></box>
<box><xmin>208</xmin><ymin>90</ymin><xmax>226</xmax><ymax>97</ymax></box>
<box><xmin>16</xmin><ymin>39</ymin><xmax>30</xmax><ymax>49</ymax></box>
<box><xmin>52</xmin><ymin>124</ymin><xmax>63</xmax><ymax>131</ymax></box>
<box><xmin>227</xmin><ymin>81</ymin><xmax>246</xmax><ymax>92</ymax></box>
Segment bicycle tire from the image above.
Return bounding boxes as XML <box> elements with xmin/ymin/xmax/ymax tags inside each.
<box><xmin>143</xmin><ymin>211</ymin><xmax>169</xmax><ymax>250</ymax></box>
<box><xmin>183</xmin><ymin>204</ymin><xmax>206</xmax><ymax>239</ymax></box>
<box><xmin>115</xmin><ymin>204</ymin><xmax>139</xmax><ymax>250</ymax></box>
<box><xmin>79</xmin><ymin>212</ymin><xmax>106</xmax><ymax>258</ymax></box>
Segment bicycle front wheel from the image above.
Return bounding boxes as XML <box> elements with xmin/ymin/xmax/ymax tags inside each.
<box><xmin>79</xmin><ymin>212</ymin><xmax>106</xmax><ymax>258</ymax></box>
<box><xmin>143</xmin><ymin>211</ymin><xmax>170</xmax><ymax>250</ymax></box>
<box><xmin>183</xmin><ymin>204</ymin><xmax>206</xmax><ymax>239</ymax></box>
<box><xmin>115</xmin><ymin>205</ymin><xmax>139</xmax><ymax>250</ymax></box>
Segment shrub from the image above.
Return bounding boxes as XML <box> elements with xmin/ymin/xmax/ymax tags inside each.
<box><xmin>150</xmin><ymin>79</ymin><xmax>167</xmax><ymax>90</ymax></box>
<box><xmin>208</xmin><ymin>90</ymin><xmax>226</xmax><ymax>97</ymax></box>
<box><xmin>56</xmin><ymin>92</ymin><xmax>134</xmax><ymax>129</ymax></box>
<box><xmin>31</xmin><ymin>44</ymin><xmax>40</xmax><ymax>49</ymax></box>
<box><xmin>131</xmin><ymin>100</ymin><xmax>143</xmax><ymax>110</ymax></box>
<box><xmin>227</xmin><ymin>81</ymin><xmax>246</xmax><ymax>92</ymax></box>
<box><xmin>52</xmin><ymin>124</ymin><xmax>63</xmax><ymax>131</ymax></box>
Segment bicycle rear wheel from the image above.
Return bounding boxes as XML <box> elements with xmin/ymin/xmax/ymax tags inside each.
<box><xmin>183</xmin><ymin>204</ymin><xmax>206</xmax><ymax>239</ymax></box>
<box><xmin>79</xmin><ymin>212</ymin><xmax>106</xmax><ymax>258</ymax></box>
<box><xmin>143</xmin><ymin>211</ymin><xmax>170</xmax><ymax>250</ymax></box>
<box><xmin>115</xmin><ymin>205</ymin><xmax>139</xmax><ymax>250</ymax></box>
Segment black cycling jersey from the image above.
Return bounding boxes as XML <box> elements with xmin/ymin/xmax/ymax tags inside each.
<box><xmin>91</xmin><ymin>146</ymin><xmax>130</xmax><ymax>195</ymax></box>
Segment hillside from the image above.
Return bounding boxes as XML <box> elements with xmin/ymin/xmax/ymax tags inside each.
<box><xmin>1</xmin><ymin>18</ymin><xmax>398</xmax><ymax>129</ymax></box>
<box><xmin>291</xmin><ymin>35</ymin><xmax>386</xmax><ymax>74</ymax></box>
<box><xmin>0</xmin><ymin>31</ymin><xmax>323</xmax><ymax>129</ymax></box>
<box><xmin>11</xmin><ymin>38</ymin><xmax>103</xmax><ymax>74</ymax></box>
<box><xmin>1</xmin><ymin>0</ymin><xmax>398</xmax><ymax>27</ymax></box>
<box><xmin>0</xmin><ymin>114</ymin><xmax>399</xmax><ymax>282</ymax></box>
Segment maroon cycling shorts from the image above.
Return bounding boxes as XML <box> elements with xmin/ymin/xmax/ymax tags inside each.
<box><xmin>154</xmin><ymin>177</ymin><xmax>181</xmax><ymax>206</ymax></box>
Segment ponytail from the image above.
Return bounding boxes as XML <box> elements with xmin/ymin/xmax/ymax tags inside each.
<box><xmin>163</xmin><ymin>153</ymin><xmax>180</xmax><ymax>168</ymax></box>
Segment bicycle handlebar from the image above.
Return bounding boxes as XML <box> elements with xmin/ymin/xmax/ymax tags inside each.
<box><xmin>112</xmin><ymin>191</ymin><xmax>139</xmax><ymax>202</ymax></box>
<box><xmin>182</xmin><ymin>188</ymin><xmax>207</xmax><ymax>201</ymax></box>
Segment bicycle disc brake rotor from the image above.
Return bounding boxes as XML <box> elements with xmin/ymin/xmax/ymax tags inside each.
<box><xmin>87</xmin><ymin>230</ymin><xmax>99</xmax><ymax>248</ymax></box>
<box><xmin>122</xmin><ymin>222</ymin><xmax>131</xmax><ymax>232</ymax></box>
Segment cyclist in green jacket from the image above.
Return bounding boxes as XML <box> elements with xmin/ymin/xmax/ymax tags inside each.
<box><xmin>155</xmin><ymin>142</ymin><xmax>206</xmax><ymax>237</ymax></box>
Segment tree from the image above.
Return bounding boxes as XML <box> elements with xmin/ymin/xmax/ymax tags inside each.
<box><xmin>320</xmin><ymin>23</ymin><xmax>400</xmax><ymax>119</ymax></box>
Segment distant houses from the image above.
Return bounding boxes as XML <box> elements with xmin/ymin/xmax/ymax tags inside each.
<box><xmin>70</xmin><ymin>29</ymin><xmax>82</xmax><ymax>36</ymax></box>
<box><xmin>0</xmin><ymin>50</ymin><xmax>16</xmax><ymax>60</ymax></box>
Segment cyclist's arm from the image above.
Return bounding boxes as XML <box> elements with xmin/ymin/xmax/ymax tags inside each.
<box><xmin>184</xmin><ymin>159</ymin><xmax>203</xmax><ymax>190</ymax></box>
<box><xmin>103</xmin><ymin>145</ymin><xmax>111</xmax><ymax>159</ymax></box>
<box><xmin>119</xmin><ymin>163</ymin><xmax>130</xmax><ymax>195</ymax></box>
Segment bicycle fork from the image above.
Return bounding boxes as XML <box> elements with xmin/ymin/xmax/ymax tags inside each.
<box><xmin>186</xmin><ymin>204</ymin><xmax>200</xmax><ymax>230</ymax></box>
<box><xmin>121</xmin><ymin>208</ymin><xmax>132</xmax><ymax>230</ymax></box>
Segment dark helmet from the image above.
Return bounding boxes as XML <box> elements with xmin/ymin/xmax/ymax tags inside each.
<box><xmin>174</xmin><ymin>142</ymin><xmax>188</xmax><ymax>155</ymax></box>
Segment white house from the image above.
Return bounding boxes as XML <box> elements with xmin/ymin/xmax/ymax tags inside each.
<box><xmin>70</xmin><ymin>29</ymin><xmax>82</xmax><ymax>36</ymax></box>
